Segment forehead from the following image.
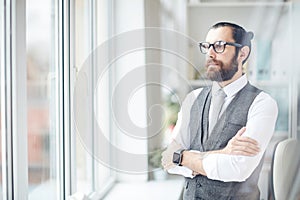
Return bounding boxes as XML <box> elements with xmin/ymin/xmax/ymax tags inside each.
<box><xmin>205</xmin><ymin>26</ymin><xmax>234</xmax><ymax>43</ymax></box>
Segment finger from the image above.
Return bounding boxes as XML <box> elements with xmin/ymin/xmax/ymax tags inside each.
<box><xmin>230</xmin><ymin>138</ymin><xmax>260</xmax><ymax>151</ymax></box>
<box><xmin>231</xmin><ymin>140</ymin><xmax>260</xmax><ymax>153</ymax></box>
<box><xmin>192</xmin><ymin>171</ymin><xmax>200</xmax><ymax>176</ymax></box>
<box><xmin>232</xmin><ymin>147</ymin><xmax>260</xmax><ymax>156</ymax></box>
<box><xmin>232</xmin><ymin>136</ymin><xmax>258</xmax><ymax>146</ymax></box>
<box><xmin>231</xmin><ymin>143</ymin><xmax>260</xmax><ymax>155</ymax></box>
<box><xmin>164</xmin><ymin>162</ymin><xmax>176</xmax><ymax>170</ymax></box>
<box><xmin>236</xmin><ymin>136</ymin><xmax>259</xmax><ymax>146</ymax></box>
<box><xmin>231</xmin><ymin>145</ymin><xmax>260</xmax><ymax>155</ymax></box>
<box><xmin>161</xmin><ymin>158</ymin><xmax>168</xmax><ymax>168</ymax></box>
<box><xmin>236</xmin><ymin>127</ymin><xmax>246</xmax><ymax>137</ymax></box>
<box><xmin>161</xmin><ymin>157</ymin><xmax>173</xmax><ymax>167</ymax></box>
<box><xmin>231</xmin><ymin>150</ymin><xmax>258</xmax><ymax>156</ymax></box>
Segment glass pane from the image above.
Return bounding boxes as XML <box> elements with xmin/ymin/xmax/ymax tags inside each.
<box><xmin>73</xmin><ymin>0</ymin><xmax>113</xmax><ymax>196</ymax></box>
<box><xmin>27</xmin><ymin>0</ymin><xmax>57</xmax><ymax>198</ymax></box>
<box><xmin>74</xmin><ymin>0</ymin><xmax>94</xmax><ymax>194</ymax></box>
<box><xmin>94</xmin><ymin>0</ymin><xmax>112</xmax><ymax>191</ymax></box>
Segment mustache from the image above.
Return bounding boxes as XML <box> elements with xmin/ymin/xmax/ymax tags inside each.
<box><xmin>206</xmin><ymin>59</ymin><xmax>221</xmax><ymax>66</ymax></box>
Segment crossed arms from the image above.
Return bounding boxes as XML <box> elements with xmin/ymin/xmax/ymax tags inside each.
<box><xmin>161</xmin><ymin>127</ymin><xmax>260</xmax><ymax>178</ymax></box>
<box><xmin>161</xmin><ymin>88</ymin><xmax>278</xmax><ymax>182</ymax></box>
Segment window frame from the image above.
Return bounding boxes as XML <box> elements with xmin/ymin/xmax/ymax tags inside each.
<box><xmin>1</xmin><ymin>0</ymin><xmax>120</xmax><ymax>199</ymax></box>
<box><xmin>58</xmin><ymin>0</ymin><xmax>72</xmax><ymax>198</ymax></box>
<box><xmin>69</xmin><ymin>0</ymin><xmax>116</xmax><ymax>198</ymax></box>
<box><xmin>1</xmin><ymin>0</ymin><xmax>28</xmax><ymax>199</ymax></box>
<box><xmin>0</xmin><ymin>0</ymin><xmax>70</xmax><ymax>199</ymax></box>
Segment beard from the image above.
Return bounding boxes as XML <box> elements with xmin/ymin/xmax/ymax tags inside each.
<box><xmin>205</xmin><ymin>56</ymin><xmax>239</xmax><ymax>82</ymax></box>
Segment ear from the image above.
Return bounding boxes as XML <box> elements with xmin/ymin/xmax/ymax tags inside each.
<box><xmin>238</xmin><ymin>46</ymin><xmax>250</xmax><ymax>64</ymax></box>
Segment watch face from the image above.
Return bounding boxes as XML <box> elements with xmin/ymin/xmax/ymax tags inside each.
<box><xmin>172</xmin><ymin>152</ymin><xmax>181</xmax><ymax>164</ymax></box>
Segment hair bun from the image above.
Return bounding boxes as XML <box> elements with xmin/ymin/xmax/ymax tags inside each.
<box><xmin>247</xmin><ymin>31</ymin><xmax>254</xmax><ymax>40</ymax></box>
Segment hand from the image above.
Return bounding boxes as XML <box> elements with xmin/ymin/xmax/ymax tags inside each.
<box><xmin>221</xmin><ymin>127</ymin><xmax>260</xmax><ymax>156</ymax></box>
<box><xmin>161</xmin><ymin>140</ymin><xmax>183</xmax><ymax>170</ymax></box>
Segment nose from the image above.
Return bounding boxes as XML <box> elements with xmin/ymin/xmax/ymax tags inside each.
<box><xmin>206</xmin><ymin>46</ymin><xmax>216</xmax><ymax>59</ymax></box>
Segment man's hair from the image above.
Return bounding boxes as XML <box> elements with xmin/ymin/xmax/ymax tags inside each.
<box><xmin>210</xmin><ymin>22</ymin><xmax>254</xmax><ymax>64</ymax></box>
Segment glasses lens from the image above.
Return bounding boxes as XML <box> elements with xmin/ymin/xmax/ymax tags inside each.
<box><xmin>199</xmin><ymin>43</ymin><xmax>209</xmax><ymax>54</ymax></box>
<box><xmin>214</xmin><ymin>41</ymin><xmax>226</xmax><ymax>53</ymax></box>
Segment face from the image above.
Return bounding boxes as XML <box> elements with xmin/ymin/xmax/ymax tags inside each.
<box><xmin>204</xmin><ymin>27</ymin><xmax>239</xmax><ymax>82</ymax></box>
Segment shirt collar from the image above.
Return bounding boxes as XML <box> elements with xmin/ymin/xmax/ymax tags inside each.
<box><xmin>212</xmin><ymin>75</ymin><xmax>248</xmax><ymax>98</ymax></box>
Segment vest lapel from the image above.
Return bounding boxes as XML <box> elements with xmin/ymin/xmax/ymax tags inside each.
<box><xmin>189</xmin><ymin>87</ymin><xmax>211</xmax><ymax>151</ymax></box>
<box><xmin>184</xmin><ymin>83</ymin><xmax>263</xmax><ymax>200</ymax></box>
<box><xmin>204</xmin><ymin>82</ymin><xmax>261</xmax><ymax>151</ymax></box>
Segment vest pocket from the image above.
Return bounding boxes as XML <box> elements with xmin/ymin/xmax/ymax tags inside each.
<box><xmin>224</xmin><ymin>122</ymin><xmax>244</xmax><ymax>137</ymax></box>
<box><xmin>226</xmin><ymin>121</ymin><xmax>244</xmax><ymax>129</ymax></box>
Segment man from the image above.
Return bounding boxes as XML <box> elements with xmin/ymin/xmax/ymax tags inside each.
<box><xmin>161</xmin><ymin>22</ymin><xmax>278</xmax><ymax>199</ymax></box>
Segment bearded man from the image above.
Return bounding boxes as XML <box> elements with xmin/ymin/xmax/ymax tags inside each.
<box><xmin>162</xmin><ymin>22</ymin><xmax>278</xmax><ymax>200</ymax></box>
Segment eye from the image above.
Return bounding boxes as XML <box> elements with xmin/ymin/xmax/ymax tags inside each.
<box><xmin>200</xmin><ymin>43</ymin><xmax>209</xmax><ymax>49</ymax></box>
<box><xmin>214</xmin><ymin>41</ymin><xmax>226</xmax><ymax>52</ymax></box>
<box><xmin>214</xmin><ymin>41</ymin><xmax>223</xmax><ymax>48</ymax></box>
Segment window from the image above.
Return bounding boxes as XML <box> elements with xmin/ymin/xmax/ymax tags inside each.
<box><xmin>1</xmin><ymin>0</ymin><xmax>114</xmax><ymax>198</ymax></box>
<box><xmin>72</xmin><ymin>0</ymin><xmax>114</xmax><ymax>197</ymax></box>
<box><xmin>26</xmin><ymin>0</ymin><xmax>58</xmax><ymax>198</ymax></box>
<box><xmin>0</xmin><ymin>0</ymin><xmax>299</xmax><ymax>199</ymax></box>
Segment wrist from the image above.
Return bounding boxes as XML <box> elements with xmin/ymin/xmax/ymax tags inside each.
<box><xmin>181</xmin><ymin>150</ymin><xmax>195</xmax><ymax>166</ymax></box>
<box><xmin>172</xmin><ymin>149</ymin><xmax>185</xmax><ymax>166</ymax></box>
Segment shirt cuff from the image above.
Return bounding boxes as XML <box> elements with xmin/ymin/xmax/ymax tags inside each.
<box><xmin>168</xmin><ymin>166</ymin><xmax>195</xmax><ymax>178</ymax></box>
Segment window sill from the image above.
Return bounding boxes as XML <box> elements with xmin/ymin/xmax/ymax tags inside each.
<box><xmin>103</xmin><ymin>176</ymin><xmax>184</xmax><ymax>200</ymax></box>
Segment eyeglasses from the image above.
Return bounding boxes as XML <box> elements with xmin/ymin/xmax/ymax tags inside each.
<box><xmin>199</xmin><ymin>41</ymin><xmax>243</xmax><ymax>54</ymax></box>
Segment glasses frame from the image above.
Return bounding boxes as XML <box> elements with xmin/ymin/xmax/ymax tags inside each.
<box><xmin>199</xmin><ymin>40</ymin><xmax>243</xmax><ymax>54</ymax></box>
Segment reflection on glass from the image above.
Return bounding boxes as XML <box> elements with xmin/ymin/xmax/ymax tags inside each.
<box><xmin>27</xmin><ymin>0</ymin><xmax>57</xmax><ymax>199</ymax></box>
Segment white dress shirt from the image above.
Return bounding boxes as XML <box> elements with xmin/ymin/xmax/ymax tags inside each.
<box><xmin>169</xmin><ymin>75</ymin><xmax>278</xmax><ymax>182</ymax></box>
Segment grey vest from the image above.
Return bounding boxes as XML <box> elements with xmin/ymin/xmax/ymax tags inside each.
<box><xmin>183</xmin><ymin>83</ymin><xmax>263</xmax><ymax>200</ymax></box>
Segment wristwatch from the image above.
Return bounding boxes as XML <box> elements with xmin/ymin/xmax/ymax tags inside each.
<box><xmin>172</xmin><ymin>149</ymin><xmax>185</xmax><ymax>166</ymax></box>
